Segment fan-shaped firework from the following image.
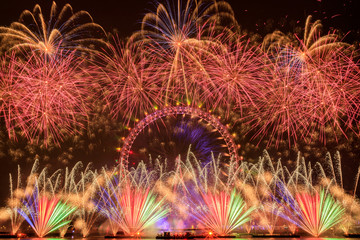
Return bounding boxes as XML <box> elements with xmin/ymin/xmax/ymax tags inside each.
<box><xmin>97</xmin><ymin>164</ymin><xmax>168</xmax><ymax>236</ymax></box>
<box><xmin>19</xmin><ymin>194</ymin><xmax>76</xmax><ymax>237</ymax></box>
<box><xmin>0</xmin><ymin>1</ymin><xmax>107</xmax><ymax>56</ymax></box>
<box><xmin>274</xmin><ymin>185</ymin><xmax>345</xmax><ymax>237</ymax></box>
<box><xmin>193</xmin><ymin>190</ymin><xmax>254</xmax><ymax>235</ymax></box>
<box><xmin>6</xmin><ymin>150</ymin><xmax>360</xmax><ymax>237</ymax></box>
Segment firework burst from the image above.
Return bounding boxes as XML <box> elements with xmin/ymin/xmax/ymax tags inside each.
<box><xmin>99</xmin><ymin>37</ymin><xmax>164</xmax><ymax>123</ymax></box>
<box><xmin>0</xmin><ymin>1</ymin><xmax>107</xmax><ymax>56</ymax></box>
<box><xmin>128</xmin><ymin>0</ymin><xmax>238</xmax><ymax>106</ymax></box>
<box><xmin>19</xmin><ymin>194</ymin><xmax>76</xmax><ymax>237</ymax></box>
<box><xmin>4</xmin><ymin>50</ymin><xmax>92</xmax><ymax>145</ymax></box>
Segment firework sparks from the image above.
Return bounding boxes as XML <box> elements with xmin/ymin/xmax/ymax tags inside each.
<box><xmin>192</xmin><ymin>190</ymin><xmax>254</xmax><ymax>235</ymax></box>
<box><xmin>0</xmin><ymin>1</ymin><xmax>106</xmax><ymax>56</ymax></box>
<box><xmin>2</xmin><ymin>49</ymin><xmax>92</xmax><ymax>145</ymax></box>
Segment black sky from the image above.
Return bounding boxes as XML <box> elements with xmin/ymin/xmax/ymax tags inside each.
<box><xmin>0</xmin><ymin>0</ymin><xmax>359</xmax><ymax>41</ymax></box>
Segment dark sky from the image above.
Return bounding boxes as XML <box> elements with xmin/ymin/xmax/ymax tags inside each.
<box><xmin>0</xmin><ymin>0</ymin><xmax>359</xmax><ymax>40</ymax></box>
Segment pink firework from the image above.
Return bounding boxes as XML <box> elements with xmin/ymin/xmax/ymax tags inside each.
<box><xmin>302</xmin><ymin>52</ymin><xmax>360</xmax><ymax>142</ymax></box>
<box><xmin>5</xmin><ymin>50</ymin><xmax>91</xmax><ymax>144</ymax></box>
<box><xmin>99</xmin><ymin>37</ymin><xmax>165</xmax><ymax>123</ymax></box>
<box><xmin>246</xmin><ymin>49</ymin><xmax>311</xmax><ymax>147</ymax></box>
<box><xmin>128</xmin><ymin>0</ymin><xmax>239</xmax><ymax>107</ymax></box>
<box><xmin>202</xmin><ymin>38</ymin><xmax>269</xmax><ymax>116</ymax></box>
<box><xmin>248</xmin><ymin>18</ymin><xmax>360</xmax><ymax>146</ymax></box>
<box><xmin>0</xmin><ymin>53</ymin><xmax>24</xmax><ymax>139</ymax></box>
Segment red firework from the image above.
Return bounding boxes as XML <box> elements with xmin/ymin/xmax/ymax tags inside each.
<box><xmin>2</xmin><ymin>50</ymin><xmax>91</xmax><ymax>144</ymax></box>
<box><xmin>247</xmin><ymin>21</ymin><xmax>360</xmax><ymax>146</ymax></box>
<box><xmin>99</xmin><ymin>37</ymin><xmax>165</xmax><ymax>123</ymax></box>
<box><xmin>202</xmin><ymin>38</ymin><xmax>269</xmax><ymax>116</ymax></box>
<box><xmin>0</xmin><ymin>53</ymin><xmax>24</xmax><ymax>139</ymax></box>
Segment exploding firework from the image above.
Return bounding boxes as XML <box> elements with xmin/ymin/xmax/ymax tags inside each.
<box><xmin>128</xmin><ymin>0</ymin><xmax>238</xmax><ymax>106</ymax></box>
<box><xmin>99</xmin><ymin>36</ymin><xmax>164</xmax><ymax>123</ymax></box>
<box><xmin>0</xmin><ymin>1</ymin><xmax>107</xmax><ymax>56</ymax></box>
<box><xmin>0</xmin><ymin>53</ymin><xmax>25</xmax><ymax>139</ymax></box>
<box><xmin>2</xmin><ymin>49</ymin><xmax>92</xmax><ymax>145</ymax></box>
<box><xmin>262</xmin><ymin>15</ymin><xmax>350</xmax><ymax>59</ymax></box>
<box><xmin>202</xmin><ymin>38</ymin><xmax>269</xmax><ymax>115</ymax></box>
<box><xmin>246</xmin><ymin>15</ymin><xmax>360</xmax><ymax>146</ymax></box>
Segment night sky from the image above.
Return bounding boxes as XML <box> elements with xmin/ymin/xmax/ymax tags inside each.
<box><xmin>0</xmin><ymin>0</ymin><xmax>359</xmax><ymax>40</ymax></box>
<box><xmin>0</xmin><ymin>0</ymin><xmax>359</xmax><ymax>205</ymax></box>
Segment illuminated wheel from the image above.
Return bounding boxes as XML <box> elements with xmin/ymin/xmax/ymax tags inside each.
<box><xmin>119</xmin><ymin>106</ymin><xmax>238</xmax><ymax>168</ymax></box>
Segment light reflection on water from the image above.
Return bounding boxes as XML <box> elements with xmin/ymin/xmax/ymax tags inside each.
<box><xmin>6</xmin><ymin>238</ymin><xmax>360</xmax><ymax>240</ymax></box>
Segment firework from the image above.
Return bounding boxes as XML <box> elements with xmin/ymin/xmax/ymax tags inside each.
<box><xmin>4</xmin><ymin>49</ymin><xmax>92</xmax><ymax>145</ymax></box>
<box><xmin>254</xmin><ymin>15</ymin><xmax>360</xmax><ymax>145</ymax></box>
<box><xmin>274</xmin><ymin>183</ymin><xmax>345</xmax><ymax>237</ymax></box>
<box><xmin>99</xmin><ymin>36</ymin><xmax>164</xmax><ymax>123</ymax></box>
<box><xmin>203</xmin><ymin>38</ymin><xmax>269</xmax><ymax>116</ymax></box>
<box><xmin>97</xmin><ymin>164</ymin><xmax>168</xmax><ymax>236</ymax></box>
<box><xmin>262</xmin><ymin>15</ymin><xmax>350</xmax><ymax>59</ymax></box>
<box><xmin>128</xmin><ymin>0</ymin><xmax>238</xmax><ymax>106</ymax></box>
<box><xmin>61</xmin><ymin>163</ymin><xmax>100</xmax><ymax>237</ymax></box>
<box><xmin>7</xmin><ymin>166</ymin><xmax>24</xmax><ymax>235</ymax></box>
<box><xmin>0</xmin><ymin>1</ymin><xmax>106</xmax><ymax>56</ymax></box>
<box><xmin>13</xmin><ymin>161</ymin><xmax>76</xmax><ymax>237</ymax></box>
<box><xmin>0</xmin><ymin>53</ymin><xmax>24</xmax><ymax>139</ymax></box>
<box><xmin>192</xmin><ymin>190</ymin><xmax>254</xmax><ymax>235</ymax></box>
<box><xmin>19</xmin><ymin>194</ymin><xmax>76</xmax><ymax>237</ymax></box>
<box><xmin>6</xmin><ymin>159</ymin><xmax>46</xmax><ymax>235</ymax></box>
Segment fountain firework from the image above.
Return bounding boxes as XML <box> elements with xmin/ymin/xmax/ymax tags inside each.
<box><xmin>274</xmin><ymin>183</ymin><xmax>345</xmax><ymax>237</ymax></box>
<box><xmin>14</xmin><ymin>161</ymin><xmax>77</xmax><ymax>237</ymax></box>
<box><xmin>19</xmin><ymin>194</ymin><xmax>76</xmax><ymax>237</ymax></box>
<box><xmin>96</xmin><ymin>163</ymin><xmax>168</xmax><ymax>236</ymax></box>
<box><xmin>4</xmin><ymin>149</ymin><xmax>360</xmax><ymax>237</ymax></box>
